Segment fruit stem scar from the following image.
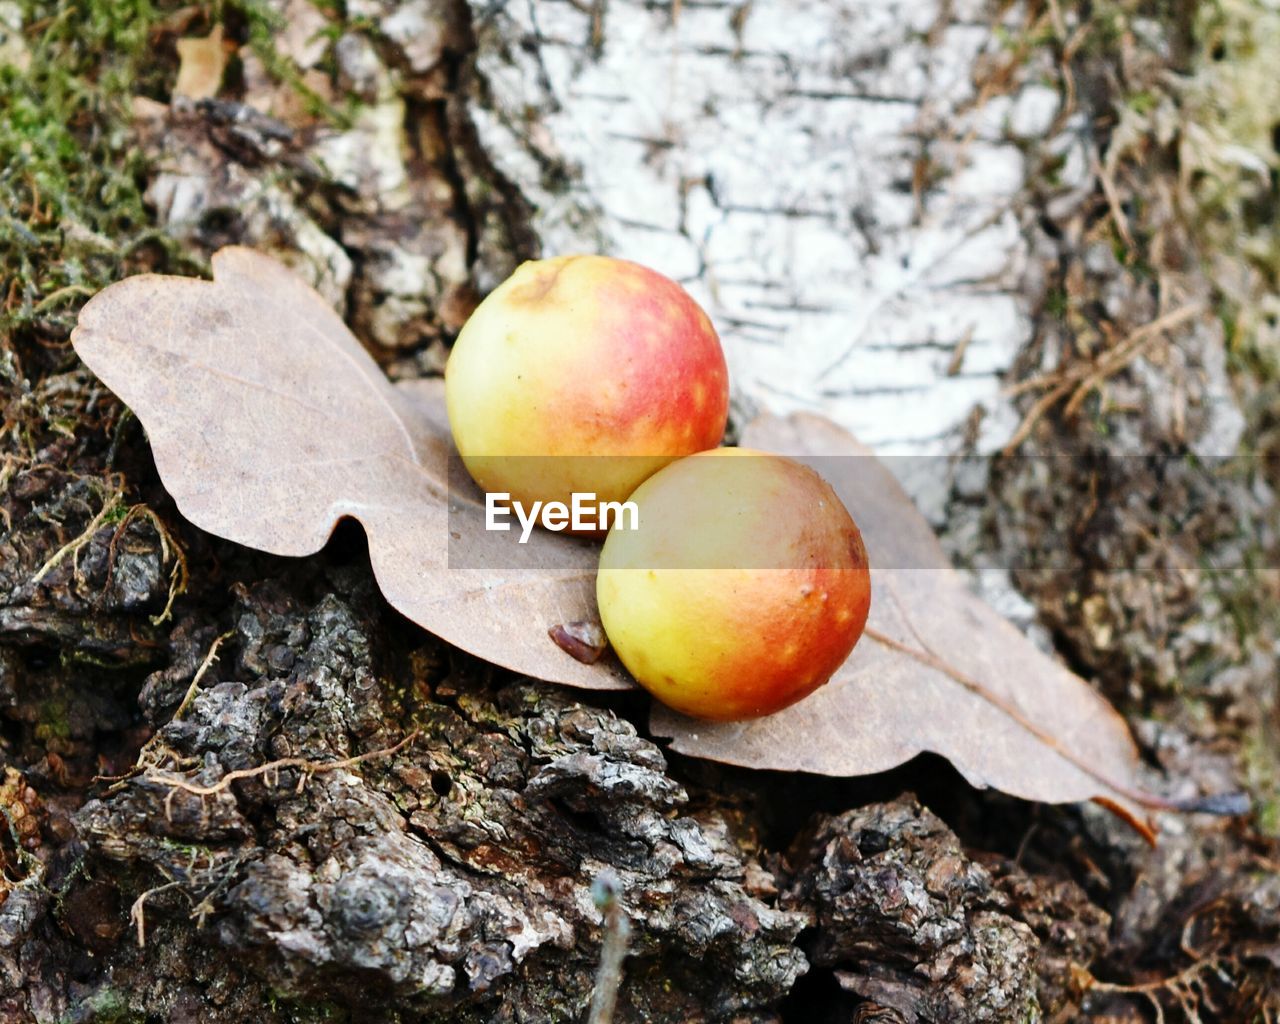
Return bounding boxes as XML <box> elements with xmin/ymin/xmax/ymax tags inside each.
<box><xmin>511</xmin><ymin>256</ymin><xmax>580</xmax><ymax>304</ymax></box>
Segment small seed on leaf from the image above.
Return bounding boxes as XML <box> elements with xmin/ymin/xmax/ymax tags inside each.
<box><xmin>549</xmin><ymin>621</ymin><xmax>609</xmax><ymax>664</ymax></box>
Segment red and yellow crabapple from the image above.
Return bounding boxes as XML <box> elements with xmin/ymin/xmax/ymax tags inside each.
<box><xmin>445</xmin><ymin>255</ymin><xmax>729</xmax><ymax>521</ymax></box>
<box><xmin>596</xmin><ymin>449</ymin><xmax>871</xmax><ymax>720</ymax></box>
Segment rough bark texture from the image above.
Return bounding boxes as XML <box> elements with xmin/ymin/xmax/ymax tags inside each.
<box><xmin>70</xmin><ymin>575</ymin><xmax>807</xmax><ymax>1022</ymax></box>
<box><xmin>2</xmin><ymin>1</ymin><xmax>1280</xmax><ymax>1022</ymax></box>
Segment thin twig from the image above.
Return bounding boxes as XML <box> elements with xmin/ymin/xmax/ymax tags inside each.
<box><xmin>174</xmin><ymin>630</ymin><xmax>235</xmax><ymax>720</ymax></box>
<box><xmin>1002</xmin><ymin>304</ymin><xmax>1202</xmax><ymax>454</ymax></box>
<box><xmin>589</xmin><ymin>0</ymin><xmax>607</xmax><ymax>57</ymax></box>
<box><xmin>32</xmin><ymin>284</ymin><xmax>94</xmax><ymax>313</ymax></box>
<box><xmin>1087</xmin><ymin>953</ymin><xmax>1223</xmax><ymax>997</ymax></box>
<box><xmin>946</xmin><ymin>323</ymin><xmax>976</xmax><ymax>377</ymax></box>
<box><xmin>101</xmin><ymin>503</ymin><xmax>189</xmax><ymax>624</ymax></box>
<box><xmin>31</xmin><ymin>490</ymin><xmax>122</xmax><ymax>584</ymax></box>
<box><xmin>152</xmin><ymin>729</ymin><xmax>421</xmax><ymax>821</ymax></box>
<box><xmin>587</xmin><ymin>870</ymin><xmax>631</xmax><ymax>1024</ymax></box>
<box><xmin>1000</xmin><ymin>378</ymin><xmax>1076</xmax><ymax>454</ymax></box>
<box><xmin>130</xmin><ymin>880</ymin><xmax>181</xmax><ymax>947</ymax></box>
<box><xmin>1062</xmin><ymin>304</ymin><xmax>1201</xmax><ymax>417</ymax></box>
<box><xmin>1092</xmin><ymin>146</ymin><xmax>1136</xmax><ymax>253</ymax></box>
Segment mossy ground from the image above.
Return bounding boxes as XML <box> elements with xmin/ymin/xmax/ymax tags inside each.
<box><xmin>0</xmin><ymin>0</ymin><xmax>335</xmax><ymax>348</ymax></box>
<box><xmin>1073</xmin><ymin>1</ymin><xmax>1280</xmax><ymax>375</ymax></box>
<box><xmin>0</xmin><ymin>1</ymin><xmax>196</xmax><ymax>342</ymax></box>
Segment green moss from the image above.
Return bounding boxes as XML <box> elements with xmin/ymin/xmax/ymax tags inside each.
<box><xmin>268</xmin><ymin>994</ymin><xmax>353</xmax><ymax>1023</ymax></box>
<box><xmin>0</xmin><ymin>0</ymin><xmax>199</xmax><ymax>338</ymax></box>
<box><xmin>1183</xmin><ymin>1</ymin><xmax>1280</xmax><ymax>373</ymax></box>
<box><xmin>1043</xmin><ymin>286</ymin><xmax>1069</xmax><ymax>320</ymax></box>
<box><xmin>1085</xmin><ymin>1</ymin><xmax>1280</xmax><ymax>376</ymax></box>
<box><xmin>60</xmin><ymin>987</ymin><xmax>145</xmax><ymax>1023</ymax></box>
<box><xmin>155</xmin><ymin>837</ymin><xmax>220</xmax><ymax>870</ymax></box>
<box><xmin>35</xmin><ymin>697</ymin><xmax>70</xmax><ymax>741</ymax></box>
<box><xmin>0</xmin><ymin>0</ymin><xmax>369</xmax><ymax>343</ymax></box>
<box><xmin>231</xmin><ymin>0</ymin><xmax>350</xmax><ymax>125</ymax></box>
<box><xmin>1242</xmin><ymin>725</ymin><xmax>1280</xmax><ymax>837</ymax></box>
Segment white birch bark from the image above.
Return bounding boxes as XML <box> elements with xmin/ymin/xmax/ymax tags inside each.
<box><xmin>468</xmin><ymin>0</ymin><xmax>1076</xmax><ymax>465</ymax></box>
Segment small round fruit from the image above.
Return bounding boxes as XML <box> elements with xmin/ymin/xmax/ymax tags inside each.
<box><xmin>596</xmin><ymin>449</ymin><xmax>871</xmax><ymax>720</ymax></box>
<box><xmin>445</xmin><ymin>255</ymin><xmax>729</xmax><ymax>512</ymax></box>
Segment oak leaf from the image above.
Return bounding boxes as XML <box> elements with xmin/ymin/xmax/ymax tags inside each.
<box><xmin>73</xmin><ymin>247</ymin><xmax>631</xmax><ymax>692</ymax></box>
<box><xmin>71</xmin><ymin>247</ymin><xmax>1222</xmax><ymax>830</ymax></box>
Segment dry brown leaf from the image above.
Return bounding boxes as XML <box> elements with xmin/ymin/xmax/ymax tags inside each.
<box><xmin>72</xmin><ymin>247</ymin><xmax>631</xmax><ymax>691</ymax></box>
<box><xmin>71</xmin><ymin>247</ymin><xmax>1229</xmax><ymax>827</ymax></box>
<box><xmin>174</xmin><ymin>25</ymin><xmax>228</xmax><ymax>101</ymax></box>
